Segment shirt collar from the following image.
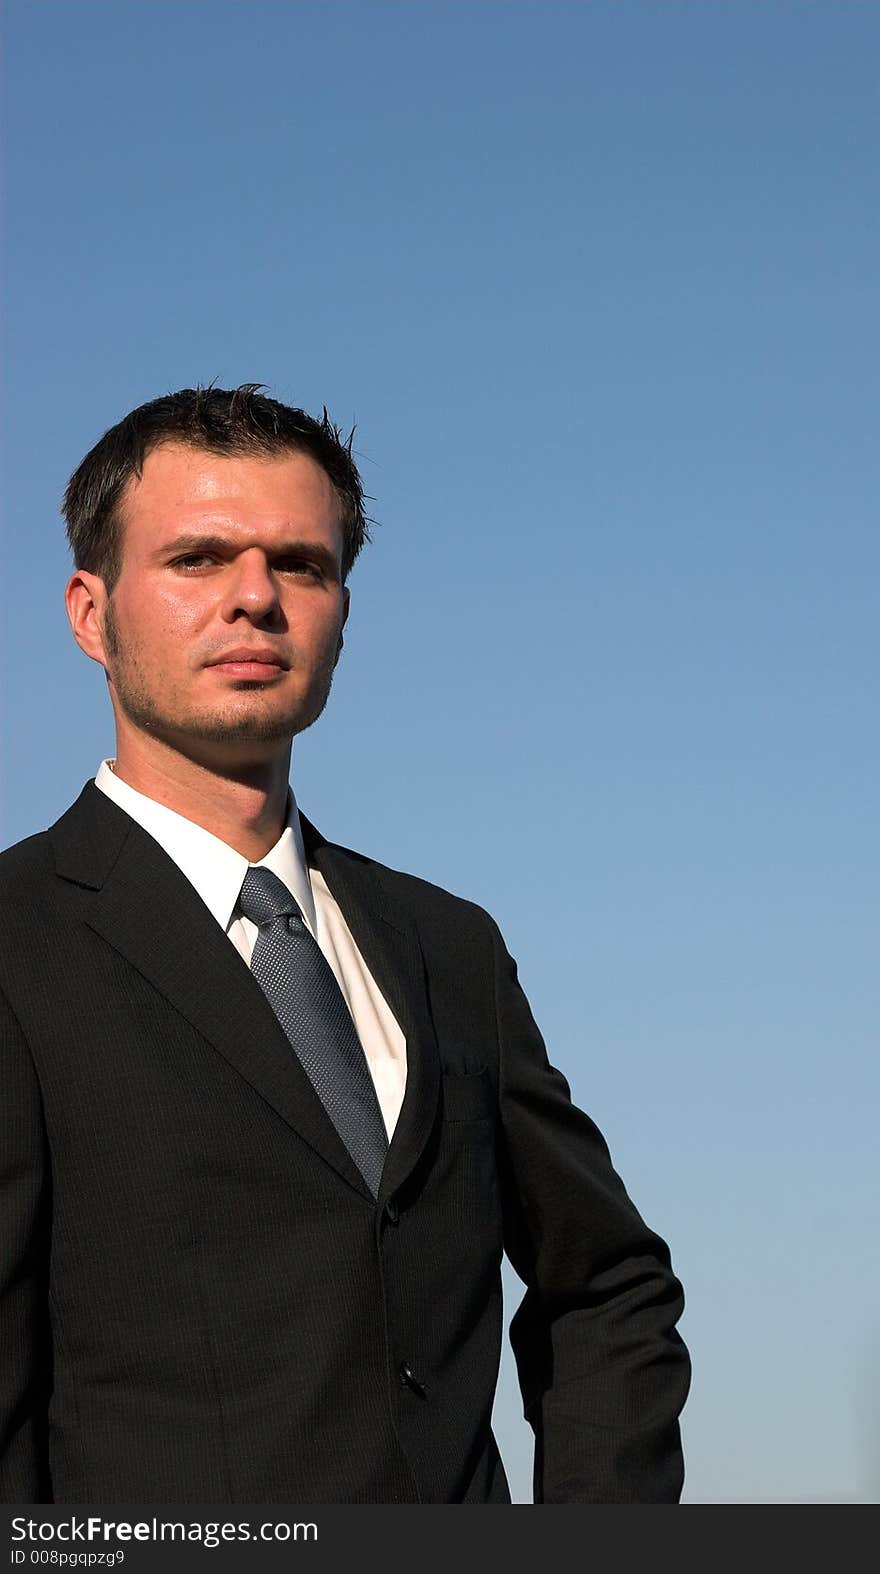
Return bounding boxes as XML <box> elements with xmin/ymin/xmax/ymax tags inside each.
<box><xmin>93</xmin><ymin>759</ymin><xmax>318</xmax><ymax>935</ymax></box>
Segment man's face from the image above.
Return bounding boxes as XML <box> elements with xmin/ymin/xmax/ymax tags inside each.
<box><xmin>89</xmin><ymin>442</ymin><xmax>350</xmax><ymax>768</ymax></box>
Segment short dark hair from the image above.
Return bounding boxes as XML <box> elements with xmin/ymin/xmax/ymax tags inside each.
<box><xmin>63</xmin><ymin>383</ymin><xmax>372</xmax><ymax>591</ymax></box>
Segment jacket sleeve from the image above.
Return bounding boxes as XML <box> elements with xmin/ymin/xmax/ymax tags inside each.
<box><xmin>0</xmin><ymin>987</ymin><xmax>53</xmax><ymax>1503</ymax></box>
<box><xmin>489</xmin><ymin>915</ymin><xmax>691</xmax><ymax>1502</ymax></box>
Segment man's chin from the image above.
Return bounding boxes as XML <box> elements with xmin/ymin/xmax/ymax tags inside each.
<box><xmin>187</xmin><ymin>698</ymin><xmax>332</xmax><ymax>748</ymax></box>
<box><xmin>172</xmin><ymin>715</ymin><xmax>311</xmax><ymax>752</ymax></box>
<box><xmin>112</xmin><ymin>680</ymin><xmax>333</xmax><ymax>758</ymax></box>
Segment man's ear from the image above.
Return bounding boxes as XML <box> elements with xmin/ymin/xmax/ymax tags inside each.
<box><xmin>335</xmin><ymin>585</ymin><xmax>350</xmax><ymax>665</ymax></box>
<box><xmin>65</xmin><ymin>571</ymin><xmax>110</xmax><ymax>669</ymax></box>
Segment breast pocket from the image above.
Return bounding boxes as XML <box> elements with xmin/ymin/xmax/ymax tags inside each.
<box><xmin>434</xmin><ymin>1068</ymin><xmax>502</xmax><ymax>1264</ymax></box>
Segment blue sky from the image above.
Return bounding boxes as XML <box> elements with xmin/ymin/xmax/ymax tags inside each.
<box><xmin>2</xmin><ymin>1</ymin><xmax>878</xmax><ymax>1502</ymax></box>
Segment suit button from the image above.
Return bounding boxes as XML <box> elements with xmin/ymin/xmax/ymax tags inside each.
<box><xmin>398</xmin><ymin>1362</ymin><xmax>427</xmax><ymax>1397</ymax></box>
<box><xmin>384</xmin><ymin>1197</ymin><xmax>400</xmax><ymax>1225</ymax></box>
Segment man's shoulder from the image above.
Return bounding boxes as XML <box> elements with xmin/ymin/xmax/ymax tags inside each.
<box><xmin>309</xmin><ymin>821</ymin><xmax>501</xmax><ymax>942</ymax></box>
<box><xmin>0</xmin><ymin>829</ymin><xmax>61</xmax><ymax>977</ymax></box>
<box><xmin>0</xmin><ymin>781</ymin><xmax>125</xmax><ymax>900</ymax></box>
<box><xmin>0</xmin><ymin>826</ymin><xmax>54</xmax><ymax>891</ymax></box>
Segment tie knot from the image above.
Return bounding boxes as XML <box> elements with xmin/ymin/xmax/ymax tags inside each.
<box><xmin>239</xmin><ymin>866</ymin><xmax>303</xmax><ymax>929</ymax></box>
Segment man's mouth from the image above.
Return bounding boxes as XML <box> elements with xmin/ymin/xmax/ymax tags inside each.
<box><xmin>206</xmin><ymin>647</ymin><xmax>289</xmax><ymax>678</ymax></box>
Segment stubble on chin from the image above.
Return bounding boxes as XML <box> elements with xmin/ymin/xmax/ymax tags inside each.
<box><xmin>101</xmin><ymin>600</ymin><xmax>338</xmax><ymax>748</ymax></box>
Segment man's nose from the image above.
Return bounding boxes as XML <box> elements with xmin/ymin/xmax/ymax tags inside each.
<box><xmin>220</xmin><ymin>552</ymin><xmax>282</xmax><ymax>622</ymax></box>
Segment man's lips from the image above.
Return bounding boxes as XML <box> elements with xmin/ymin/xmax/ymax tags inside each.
<box><xmin>206</xmin><ymin>649</ymin><xmax>289</xmax><ymax>676</ymax></box>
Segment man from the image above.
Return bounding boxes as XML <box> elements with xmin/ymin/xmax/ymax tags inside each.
<box><xmin>0</xmin><ymin>384</ymin><xmax>690</xmax><ymax>1504</ymax></box>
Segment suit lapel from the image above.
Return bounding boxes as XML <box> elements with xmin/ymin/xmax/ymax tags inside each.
<box><xmin>52</xmin><ymin>784</ymin><xmax>441</xmax><ymax>1206</ymax></box>
<box><xmin>301</xmin><ymin>813</ymin><xmax>441</xmax><ymax>1204</ymax></box>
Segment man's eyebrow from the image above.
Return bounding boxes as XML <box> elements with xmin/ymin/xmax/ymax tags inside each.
<box><xmin>157</xmin><ymin>534</ymin><xmax>340</xmax><ymax>572</ymax></box>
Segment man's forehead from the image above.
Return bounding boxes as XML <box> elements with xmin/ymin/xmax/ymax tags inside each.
<box><xmin>119</xmin><ymin>442</ymin><xmax>344</xmax><ymax>538</ymax></box>
<box><xmin>128</xmin><ymin>441</ymin><xmax>335</xmax><ymax>498</ymax></box>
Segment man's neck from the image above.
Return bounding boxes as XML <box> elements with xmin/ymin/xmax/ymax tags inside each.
<box><xmin>109</xmin><ymin>745</ymin><xmax>293</xmax><ymax>862</ymax></box>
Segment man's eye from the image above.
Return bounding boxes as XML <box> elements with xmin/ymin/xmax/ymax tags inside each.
<box><xmin>169</xmin><ymin>554</ymin><xmax>323</xmax><ymax>576</ymax></box>
<box><xmin>278</xmin><ymin>560</ymin><xmax>323</xmax><ymax>577</ymax></box>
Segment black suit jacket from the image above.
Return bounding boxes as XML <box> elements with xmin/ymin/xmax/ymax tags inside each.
<box><xmin>0</xmin><ymin>783</ymin><xmax>690</xmax><ymax>1503</ymax></box>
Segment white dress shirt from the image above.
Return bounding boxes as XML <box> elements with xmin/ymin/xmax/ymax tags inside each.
<box><xmin>94</xmin><ymin>759</ymin><xmax>407</xmax><ymax>1140</ymax></box>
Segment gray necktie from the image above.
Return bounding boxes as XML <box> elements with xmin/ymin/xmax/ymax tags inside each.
<box><xmin>239</xmin><ymin>866</ymin><xmax>389</xmax><ymax>1197</ymax></box>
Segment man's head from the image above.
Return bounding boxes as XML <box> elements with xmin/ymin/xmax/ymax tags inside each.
<box><xmin>64</xmin><ymin>382</ymin><xmax>370</xmax><ymax>593</ymax></box>
<box><xmin>63</xmin><ymin>385</ymin><xmax>369</xmax><ymax>774</ymax></box>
